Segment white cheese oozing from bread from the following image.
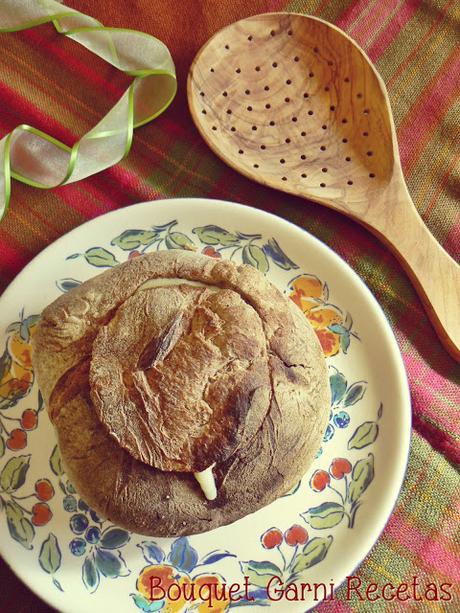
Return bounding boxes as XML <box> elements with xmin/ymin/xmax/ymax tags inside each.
<box><xmin>193</xmin><ymin>464</ymin><xmax>217</xmax><ymax>501</ymax></box>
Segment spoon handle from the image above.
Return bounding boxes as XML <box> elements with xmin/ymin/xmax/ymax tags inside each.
<box><xmin>375</xmin><ymin>181</ymin><xmax>460</xmax><ymax>361</ymax></box>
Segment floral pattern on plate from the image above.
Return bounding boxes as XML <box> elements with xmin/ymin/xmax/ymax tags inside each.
<box><xmin>0</xmin><ymin>206</ymin><xmax>398</xmax><ymax>613</ymax></box>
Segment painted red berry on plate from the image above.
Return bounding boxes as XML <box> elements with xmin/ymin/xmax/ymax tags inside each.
<box><xmin>35</xmin><ymin>479</ymin><xmax>54</xmax><ymax>502</ymax></box>
<box><xmin>6</xmin><ymin>429</ymin><xmax>27</xmax><ymax>451</ymax></box>
<box><xmin>261</xmin><ymin>527</ymin><xmax>283</xmax><ymax>549</ymax></box>
<box><xmin>128</xmin><ymin>250</ymin><xmax>141</xmax><ymax>259</ymax></box>
<box><xmin>32</xmin><ymin>502</ymin><xmax>53</xmax><ymax>526</ymax></box>
<box><xmin>284</xmin><ymin>524</ymin><xmax>308</xmax><ymax>546</ymax></box>
<box><xmin>310</xmin><ymin>469</ymin><xmax>330</xmax><ymax>492</ymax></box>
<box><xmin>202</xmin><ymin>246</ymin><xmax>221</xmax><ymax>259</ymax></box>
<box><xmin>21</xmin><ymin>409</ymin><xmax>38</xmax><ymax>431</ymax></box>
<box><xmin>330</xmin><ymin>457</ymin><xmax>352</xmax><ymax>479</ymax></box>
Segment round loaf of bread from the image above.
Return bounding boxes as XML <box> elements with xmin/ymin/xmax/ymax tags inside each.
<box><xmin>32</xmin><ymin>251</ymin><xmax>329</xmax><ymax>536</ymax></box>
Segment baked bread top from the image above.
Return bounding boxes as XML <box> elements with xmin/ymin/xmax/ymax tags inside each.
<box><xmin>33</xmin><ymin>251</ymin><xmax>329</xmax><ymax>536</ymax></box>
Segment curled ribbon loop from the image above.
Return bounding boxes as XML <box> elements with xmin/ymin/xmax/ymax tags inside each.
<box><xmin>0</xmin><ymin>0</ymin><xmax>177</xmax><ymax>221</ymax></box>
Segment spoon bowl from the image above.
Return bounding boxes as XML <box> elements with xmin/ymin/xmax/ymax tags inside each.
<box><xmin>188</xmin><ymin>12</ymin><xmax>460</xmax><ymax>361</ymax></box>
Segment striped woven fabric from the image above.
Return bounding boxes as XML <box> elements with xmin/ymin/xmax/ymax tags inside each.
<box><xmin>0</xmin><ymin>0</ymin><xmax>459</xmax><ymax>611</ymax></box>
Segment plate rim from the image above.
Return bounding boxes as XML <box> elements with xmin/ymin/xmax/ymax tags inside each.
<box><xmin>0</xmin><ymin>197</ymin><xmax>411</xmax><ymax>612</ymax></box>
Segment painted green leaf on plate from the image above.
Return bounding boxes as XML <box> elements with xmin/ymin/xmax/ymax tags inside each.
<box><xmin>348</xmin><ymin>422</ymin><xmax>379</xmax><ymax>450</ymax></box>
<box><xmin>290</xmin><ymin>536</ymin><xmax>333</xmax><ymax>576</ymax></box>
<box><xmin>49</xmin><ymin>445</ymin><xmax>63</xmax><ymax>476</ymax></box>
<box><xmin>39</xmin><ymin>533</ymin><xmax>62</xmax><ymax>574</ymax></box>
<box><xmin>242</xmin><ymin>244</ymin><xmax>269</xmax><ymax>273</ymax></box>
<box><xmin>192</xmin><ymin>225</ymin><xmax>239</xmax><ymax>246</ymax></box>
<box><xmin>111</xmin><ymin>229</ymin><xmax>157</xmax><ymax>250</ymax></box>
<box><xmin>348</xmin><ymin>454</ymin><xmax>375</xmax><ymax>503</ymax></box>
<box><xmin>302</xmin><ymin>502</ymin><xmax>345</xmax><ymax>529</ymax></box>
<box><xmin>240</xmin><ymin>560</ymin><xmax>282</xmax><ymax>588</ymax></box>
<box><xmin>0</xmin><ymin>455</ymin><xmax>30</xmax><ymax>492</ymax></box>
<box><xmin>84</xmin><ymin>247</ymin><xmax>119</xmax><ymax>268</ymax></box>
<box><xmin>5</xmin><ymin>501</ymin><xmax>34</xmax><ymax>549</ymax></box>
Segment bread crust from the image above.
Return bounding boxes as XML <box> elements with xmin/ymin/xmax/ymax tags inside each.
<box><xmin>33</xmin><ymin>251</ymin><xmax>330</xmax><ymax>536</ymax></box>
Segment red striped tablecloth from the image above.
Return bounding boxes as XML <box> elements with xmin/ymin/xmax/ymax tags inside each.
<box><xmin>0</xmin><ymin>1</ymin><xmax>459</xmax><ymax>611</ymax></box>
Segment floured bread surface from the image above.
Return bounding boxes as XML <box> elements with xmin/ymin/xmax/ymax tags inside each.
<box><xmin>32</xmin><ymin>251</ymin><xmax>330</xmax><ymax>536</ymax></box>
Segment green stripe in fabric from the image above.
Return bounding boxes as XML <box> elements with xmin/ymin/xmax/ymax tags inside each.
<box><xmin>380</xmin><ymin>2</ymin><xmax>459</xmax><ymax>109</ymax></box>
<box><xmin>286</xmin><ymin>0</ymin><xmax>356</xmax><ymax>22</ymax></box>
<box><xmin>146</xmin><ymin>141</ymin><xmax>224</xmax><ymax>197</ymax></box>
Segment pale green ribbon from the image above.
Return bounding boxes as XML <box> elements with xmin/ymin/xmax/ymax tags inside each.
<box><xmin>0</xmin><ymin>0</ymin><xmax>177</xmax><ymax>221</ymax></box>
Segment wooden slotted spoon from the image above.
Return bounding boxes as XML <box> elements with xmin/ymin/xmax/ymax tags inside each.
<box><xmin>187</xmin><ymin>12</ymin><xmax>460</xmax><ymax>361</ymax></box>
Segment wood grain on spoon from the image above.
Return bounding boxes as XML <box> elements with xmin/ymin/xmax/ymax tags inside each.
<box><xmin>188</xmin><ymin>12</ymin><xmax>460</xmax><ymax>362</ymax></box>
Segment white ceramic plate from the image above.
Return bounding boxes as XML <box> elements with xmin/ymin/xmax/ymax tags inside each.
<box><xmin>0</xmin><ymin>198</ymin><xmax>410</xmax><ymax>612</ymax></box>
